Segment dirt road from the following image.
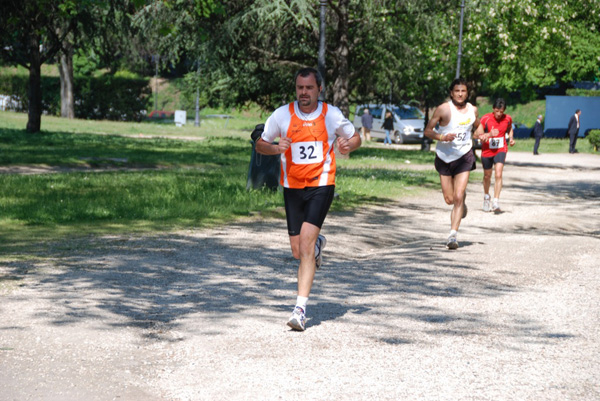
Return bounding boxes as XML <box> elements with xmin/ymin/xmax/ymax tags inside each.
<box><xmin>1</xmin><ymin>151</ymin><xmax>599</xmax><ymax>401</ymax></box>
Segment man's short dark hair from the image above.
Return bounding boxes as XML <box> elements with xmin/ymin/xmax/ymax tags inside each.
<box><xmin>493</xmin><ymin>98</ymin><xmax>507</xmax><ymax>110</ymax></box>
<box><xmin>449</xmin><ymin>77</ymin><xmax>469</xmax><ymax>92</ymax></box>
<box><xmin>295</xmin><ymin>67</ymin><xmax>322</xmax><ymax>88</ymax></box>
<box><xmin>576</xmin><ymin>109</ymin><xmax>581</xmax><ymax>113</ymax></box>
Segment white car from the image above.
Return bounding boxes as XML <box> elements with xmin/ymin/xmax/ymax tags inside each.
<box><xmin>353</xmin><ymin>104</ymin><xmax>425</xmax><ymax>144</ymax></box>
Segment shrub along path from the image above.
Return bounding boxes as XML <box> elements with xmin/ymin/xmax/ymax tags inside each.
<box><xmin>1</xmin><ymin>151</ymin><xmax>599</xmax><ymax>401</ymax></box>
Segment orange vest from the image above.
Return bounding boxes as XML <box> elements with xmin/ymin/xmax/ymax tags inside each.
<box><xmin>281</xmin><ymin>103</ymin><xmax>336</xmax><ymax>188</ymax></box>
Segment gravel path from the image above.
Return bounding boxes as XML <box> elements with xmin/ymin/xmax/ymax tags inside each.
<box><xmin>1</xmin><ymin>151</ymin><xmax>599</xmax><ymax>401</ymax></box>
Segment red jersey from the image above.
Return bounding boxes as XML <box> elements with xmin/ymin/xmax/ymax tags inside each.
<box><xmin>480</xmin><ymin>112</ymin><xmax>512</xmax><ymax>158</ymax></box>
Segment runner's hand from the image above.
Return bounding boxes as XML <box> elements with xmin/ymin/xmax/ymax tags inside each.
<box><xmin>509</xmin><ymin>138</ymin><xmax>515</xmax><ymax>146</ymax></box>
<box><xmin>277</xmin><ymin>137</ymin><xmax>292</xmax><ymax>153</ymax></box>
<box><xmin>441</xmin><ymin>133</ymin><xmax>457</xmax><ymax>142</ymax></box>
<box><xmin>337</xmin><ymin>136</ymin><xmax>351</xmax><ymax>154</ymax></box>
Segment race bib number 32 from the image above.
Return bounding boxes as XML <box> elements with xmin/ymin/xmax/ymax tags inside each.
<box><xmin>291</xmin><ymin>141</ymin><xmax>324</xmax><ymax>164</ymax></box>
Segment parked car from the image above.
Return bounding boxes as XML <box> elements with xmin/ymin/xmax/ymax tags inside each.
<box><xmin>512</xmin><ymin>123</ymin><xmax>533</xmax><ymax>139</ymax></box>
<box><xmin>353</xmin><ymin>104</ymin><xmax>425</xmax><ymax>144</ymax></box>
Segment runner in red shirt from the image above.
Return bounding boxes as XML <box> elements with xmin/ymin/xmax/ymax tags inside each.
<box><xmin>475</xmin><ymin>98</ymin><xmax>515</xmax><ymax>213</ymax></box>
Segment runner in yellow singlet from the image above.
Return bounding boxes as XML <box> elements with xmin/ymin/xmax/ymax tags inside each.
<box><xmin>424</xmin><ymin>78</ymin><xmax>483</xmax><ymax>250</ymax></box>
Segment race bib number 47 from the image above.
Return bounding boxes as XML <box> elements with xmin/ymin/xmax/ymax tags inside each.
<box><xmin>291</xmin><ymin>141</ymin><xmax>324</xmax><ymax>164</ymax></box>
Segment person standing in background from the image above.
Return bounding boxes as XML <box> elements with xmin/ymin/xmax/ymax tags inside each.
<box><xmin>361</xmin><ymin>108</ymin><xmax>373</xmax><ymax>142</ymax></box>
<box><xmin>382</xmin><ymin>110</ymin><xmax>394</xmax><ymax>145</ymax></box>
<box><xmin>533</xmin><ymin>114</ymin><xmax>544</xmax><ymax>155</ymax></box>
<box><xmin>567</xmin><ymin>109</ymin><xmax>581</xmax><ymax>154</ymax></box>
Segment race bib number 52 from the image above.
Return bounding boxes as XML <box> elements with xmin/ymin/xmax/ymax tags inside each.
<box><xmin>291</xmin><ymin>141</ymin><xmax>324</xmax><ymax>164</ymax></box>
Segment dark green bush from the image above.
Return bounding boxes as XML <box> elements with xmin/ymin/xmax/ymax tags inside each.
<box><xmin>587</xmin><ymin>130</ymin><xmax>600</xmax><ymax>151</ymax></box>
<box><xmin>0</xmin><ymin>72</ymin><xmax>150</xmax><ymax>121</ymax></box>
<box><xmin>75</xmin><ymin>75</ymin><xmax>150</xmax><ymax>121</ymax></box>
<box><xmin>0</xmin><ymin>74</ymin><xmax>61</xmax><ymax>114</ymax></box>
<box><xmin>566</xmin><ymin>88</ymin><xmax>600</xmax><ymax>97</ymax></box>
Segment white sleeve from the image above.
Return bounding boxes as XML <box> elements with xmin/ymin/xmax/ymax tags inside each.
<box><xmin>326</xmin><ymin>106</ymin><xmax>356</xmax><ymax>139</ymax></box>
<box><xmin>261</xmin><ymin>105</ymin><xmax>291</xmax><ymax>143</ymax></box>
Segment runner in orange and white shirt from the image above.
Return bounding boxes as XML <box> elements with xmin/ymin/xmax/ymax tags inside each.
<box><xmin>474</xmin><ymin>98</ymin><xmax>515</xmax><ymax>213</ymax></box>
<box><xmin>256</xmin><ymin>67</ymin><xmax>361</xmax><ymax>331</ymax></box>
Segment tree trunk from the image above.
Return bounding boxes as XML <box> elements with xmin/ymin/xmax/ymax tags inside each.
<box><xmin>59</xmin><ymin>42</ymin><xmax>75</xmax><ymax>119</ymax></box>
<box><xmin>421</xmin><ymin>95</ymin><xmax>431</xmax><ymax>151</ymax></box>
<box><xmin>331</xmin><ymin>0</ymin><xmax>350</xmax><ymax>119</ymax></box>
<box><xmin>330</xmin><ymin>0</ymin><xmax>351</xmax><ymax>159</ymax></box>
<box><xmin>26</xmin><ymin>34</ymin><xmax>43</xmax><ymax>133</ymax></box>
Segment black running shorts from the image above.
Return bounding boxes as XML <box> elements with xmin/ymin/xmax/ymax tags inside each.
<box><xmin>434</xmin><ymin>150</ymin><xmax>476</xmax><ymax>177</ymax></box>
<box><xmin>283</xmin><ymin>185</ymin><xmax>335</xmax><ymax>236</ymax></box>
<box><xmin>481</xmin><ymin>151</ymin><xmax>507</xmax><ymax>170</ymax></box>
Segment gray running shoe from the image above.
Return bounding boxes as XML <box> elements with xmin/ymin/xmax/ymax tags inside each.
<box><xmin>287</xmin><ymin>306</ymin><xmax>306</xmax><ymax>331</ymax></box>
<box><xmin>446</xmin><ymin>235</ymin><xmax>459</xmax><ymax>250</ymax></box>
<box><xmin>315</xmin><ymin>234</ymin><xmax>327</xmax><ymax>270</ymax></box>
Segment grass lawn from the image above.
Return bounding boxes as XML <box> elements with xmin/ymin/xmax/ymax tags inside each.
<box><xmin>477</xmin><ymin>97</ymin><xmax>546</xmax><ymax>127</ymax></box>
<box><xmin>509</xmin><ymin>137</ymin><xmax>595</xmax><ymax>153</ymax></box>
<box><xmin>2</xmin><ymin>110</ymin><xmax>596</xmax><ymax>254</ymax></box>
<box><xmin>0</xmin><ymin>112</ymin><xmax>442</xmax><ymax>254</ymax></box>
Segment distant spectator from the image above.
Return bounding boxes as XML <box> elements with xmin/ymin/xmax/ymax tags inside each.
<box><xmin>381</xmin><ymin>110</ymin><xmax>394</xmax><ymax>145</ymax></box>
<box><xmin>361</xmin><ymin>108</ymin><xmax>373</xmax><ymax>141</ymax></box>
<box><xmin>567</xmin><ymin>109</ymin><xmax>581</xmax><ymax>154</ymax></box>
<box><xmin>533</xmin><ymin>115</ymin><xmax>544</xmax><ymax>155</ymax></box>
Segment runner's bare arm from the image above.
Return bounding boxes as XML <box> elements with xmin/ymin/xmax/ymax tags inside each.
<box><xmin>472</xmin><ymin>106</ymin><xmax>480</xmax><ymax>130</ymax></box>
<box><xmin>473</xmin><ymin>119</ymin><xmax>489</xmax><ymax>142</ymax></box>
<box><xmin>424</xmin><ymin>103</ymin><xmax>456</xmax><ymax>142</ymax></box>
<box><xmin>255</xmin><ymin>137</ymin><xmax>292</xmax><ymax>155</ymax></box>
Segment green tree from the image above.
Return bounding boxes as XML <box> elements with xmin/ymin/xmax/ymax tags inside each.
<box><xmin>195</xmin><ymin>0</ymin><xmax>397</xmax><ymax>117</ymax></box>
<box><xmin>0</xmin><ymin>0</ymin><xmax>77</xmax><ymax>132</ymax></box>
<box><xmin>459</xmin><ymin>0</ymin><xmax>600</xmax><ymax>100</ymax></box>
<box><xmin>194</xmin><ymin>0</ymin><xmax>459</xmax><ymax>118</ymax></box>
<box><xmin>58</xmin><ymin>0</ymin><xmax>139</xmax><ymax>118</ymax></box>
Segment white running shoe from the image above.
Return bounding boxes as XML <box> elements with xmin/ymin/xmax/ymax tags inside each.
<box><xmin>483</xmin><ymin>195</ymin><xmax>491</xmax><ymax>212</ymax></box>
<box><xmin>446</xmin><ymin>234</ymin><xmax>459</xmax><ymax>250</ymax></box>
<box><xmin>287</xmin><ymin>306</ymin><xmax>306</xmax><ymax>331</ymax></box>
<box><xmin>492</xmin><ymin>199</ymin><xmax>500</xmax><ymax>213</ymax></box>
<box><xmin>315</xmin><ymin>234</ymin><xmax>327</xmax><ymax>270</ymax></box>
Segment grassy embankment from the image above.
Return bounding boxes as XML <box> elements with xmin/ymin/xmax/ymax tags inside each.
<box><xmin>476</xmin><ymin>97</ymin><xmax>595</xmax><ymax>153</ymax></box>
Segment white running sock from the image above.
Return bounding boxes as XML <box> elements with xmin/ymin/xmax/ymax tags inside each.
<box><xmin>295</xmin><ymin>296</ymin><xmax>308</xmax><ymax>313</ymax></box>
<box><xmin>449</xmin><ymin>229</ymin><xmax>457</xmax><ymax>238</ymax></box>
